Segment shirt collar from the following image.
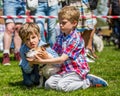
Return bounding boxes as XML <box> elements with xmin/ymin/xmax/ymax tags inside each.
<box><xmin>61</xmin><ymin>29</ymin><xmax>76</xmax><ymax>40</ymax></box>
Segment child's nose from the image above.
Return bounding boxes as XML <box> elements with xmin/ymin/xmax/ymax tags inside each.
<box><xmin>30</xmin><ymin>38</ymin><xmax>34</xmax><ymax>42</ymax></box>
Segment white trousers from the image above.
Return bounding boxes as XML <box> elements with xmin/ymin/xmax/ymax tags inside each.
<box><xmin>45</xmin><ymin>72</ymin><xmax>90</xmax><ymax>92</ymax></box>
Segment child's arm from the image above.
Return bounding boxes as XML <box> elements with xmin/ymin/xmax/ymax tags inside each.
<box><xmin>27</xmin><ymin>53</ymin><xmax>69</xmax><ymax>65</ymax></box>
<box><xmin>19</xmin><ymin>46</ymin><xmax>33</xmax><ymax>74</ymax></box>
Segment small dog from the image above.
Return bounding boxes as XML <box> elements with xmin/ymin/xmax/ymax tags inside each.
<box><xmin>93</xmin><ymin>33</ymin><xmax>104</xmax><ymax>52</ymax></box>
<box><xmin>26</xmin><ymin>44</ymin><xmax>60</xmax><ymax>88</ymax></box>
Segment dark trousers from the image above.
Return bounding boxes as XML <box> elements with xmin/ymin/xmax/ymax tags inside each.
<box><xmin>113</xmin><ymin>20</ymin><xmax>120</xmax><ymax>48</ymax></box>
<box><xmin>21</xmin><ymin>65</ymin><xmax>40</xmax><ymax>87</ymax></box>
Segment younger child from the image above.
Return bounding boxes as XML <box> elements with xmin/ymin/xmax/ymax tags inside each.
<box><xmin>27</xmin><ymin>6</ymin><xmax>108</xmax><ymax>92</ymax></box>
<box><xmin>19</xmin><ymin>22</ymin><xmax>58</xmax><ymax>87</ymax></box>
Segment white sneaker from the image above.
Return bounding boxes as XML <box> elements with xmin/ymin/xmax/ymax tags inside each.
<box><xmin>85</xmin><ymin>49</ymin><xmax>96</xmax><ymax>60</ymax></box>
<box><xmin>86</xmin><ymin>57</ymin><xmax>95</xmax><ymax>63</ymax></box>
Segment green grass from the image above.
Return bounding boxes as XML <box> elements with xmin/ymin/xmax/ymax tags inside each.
<box><xmin>0</xmin><ymin>45</ymin><xmax>120</xmax><ymax>96</ymax></box>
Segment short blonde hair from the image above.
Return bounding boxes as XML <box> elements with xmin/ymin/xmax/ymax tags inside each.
<box><xmin>19</xmin><ymin>22</ymin><xmax>40</xmax><ymax>43</ymax></box>
<box><xmin>58</xmin><ymin>6</ymin><xmax>80</xmax><ymax>23</ymax></box>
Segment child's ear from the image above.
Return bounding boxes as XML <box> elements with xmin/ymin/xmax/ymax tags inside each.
<box><xmin>73</xmin><ymin>20</ymin><xmax>77</xmax><ymax>25</ymax></box>
<box><xmin>38</xmin><ymin>34</ymin><xmax>41</xmax><ymax>40</ymax></box>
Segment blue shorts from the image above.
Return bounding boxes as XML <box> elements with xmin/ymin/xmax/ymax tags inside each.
<box><xmin>3</xmin><ymin>0</ymin><xmax>26</xmax><ymax>23</ymax></box>
<box><xmin>77</xmin><ymin>18</ymin><xmax>97</xmax><ymax>33</ymax></box>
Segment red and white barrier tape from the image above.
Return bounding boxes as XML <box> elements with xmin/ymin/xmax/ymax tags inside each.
<box><xmin>0</xmin><ymin>15</ymin><xmax>120</xmax><ymax>19</ymax></box>
<box><xmin>0</xmin><ymin>15</ymin><xmax>58</xmax><ymax>19</ymax></box>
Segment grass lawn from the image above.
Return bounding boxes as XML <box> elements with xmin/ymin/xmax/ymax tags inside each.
<box><xmin>0</xmin><ymin>45</ymin><xmax>120</xmax><ymax>96</ymax></box>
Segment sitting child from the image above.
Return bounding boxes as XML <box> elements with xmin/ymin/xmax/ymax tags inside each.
<box><xmin>19</xmin><ymin>22</ymin><xmax>59</xmax><ymax>87</ymax></box>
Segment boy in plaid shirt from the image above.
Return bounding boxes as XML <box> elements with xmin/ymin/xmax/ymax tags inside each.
<box><xmin>27</xmin><ymin>6</ymin><xmax>108</xmax><ymax>92</ymax></box>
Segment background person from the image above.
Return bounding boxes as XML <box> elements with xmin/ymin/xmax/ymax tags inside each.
<box><xmin>2</xmin><ymin>0</ymin><xmax>26</xmax><ymax>65</ymax></box>
<box><xmin>68</xmin><ymin>0</ymin><xmax>98</xmax><ymax>62</ymax></box>
<box><xmin>30</xmin><ymin>0</ymin><xmax>59</xmax><ymax>47</ymax></box>
<box><xmin>107</xmin><ymin>0</ymin><xmax>120</xmax><ymax>48</ymax></box>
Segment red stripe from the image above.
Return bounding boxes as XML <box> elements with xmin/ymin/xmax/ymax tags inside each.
<box><xmin>38</xmin><ymin>16</ymin><xmax>45</xmax><ymax>18</ymax></box>
<box><xmin>102</xmin><ymin>16</ymin><xmax>107</xmax><ymax>18</ymax></box>
<box><xmin>0</xmin><ymin>15</ymin><xmax>120</xmax><ymax>19</ymax></box>
<box><xmin>17</xmin><ymin>15</ymin><xmax>23</xmax><ymax>18</ymax></box>
<box><xmin>112</xmin><ymin>16</ymin><xmax>119</xmax><ymax>19</ymax></box>
<box><xmin>92</xmin><ymin>16</ymin><xmax>97</xmax><ymax>18</ymax></box>
<box><xmin>7</xmin><ymin>16</ymin><xmax>13</xmax><ymax>19</ymax></box>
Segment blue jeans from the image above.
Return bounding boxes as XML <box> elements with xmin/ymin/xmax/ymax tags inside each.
<box><xmin>32</xmin><ymin>2</ymin><xmax>59</xmax><ymax>47</ymax></box>
<box><xmin>21</xmin><ymin>65</ymin><xmax>40</xmax><ymax>87</ymax></box>
<box><xmin>3</xmin><ymin>0</ymin><xmax>25</xmax><ymax>23</ymax></box>
<box><xmin>113</xmin><ymin>20</ymin><xmax>120</xmax><ymax>37</ymax></box>
<box><xmin>113</xmin><ymin>20</ymin><xmax>120</xmax><ymax>47</ymax></box>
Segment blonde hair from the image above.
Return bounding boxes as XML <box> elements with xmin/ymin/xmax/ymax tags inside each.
<box><xmin>19</xmin><ymin>22</ymin><xmax>40</xmax><ymax>43</ymax></box>
<box><xmin>58</xmin><ymin>6</ymin><xmax>80</xmax><ymax>23</ymax></box>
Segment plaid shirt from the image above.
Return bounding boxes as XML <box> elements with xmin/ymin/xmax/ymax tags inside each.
<box><xmin>52</xmin><ymin>29</ymin><xmax>89</xmax><ymax>79</ymax></box>
<box><xmin>69</xmin><ymin>0</ymin><xmax>97</xmax><ymax>32</ymax></box>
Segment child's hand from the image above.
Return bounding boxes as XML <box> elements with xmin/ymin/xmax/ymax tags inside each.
<box><xmin>26</xmin><ymin>54</ymin><xmax>44</xmax><ymax>64</ymax></box>
<box><xmin>26</xmin><ymin>57</ymin><xmax>37</xmax><ymax>65</ymax></box>
<box><xmin>37</xmin><ymin>51</ymin><xmax>51</xmax><ymax>59</ymax></box>
<box><xmin>26</xmin><ymin>50</ymin><xmax>51</xmax><ymax>65</ymax></box>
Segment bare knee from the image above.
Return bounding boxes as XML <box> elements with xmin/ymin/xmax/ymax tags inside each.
<box><xmin>6</xmin><ymin>22</ymin><xmax>15</xmax><ymax>34</ymax></box>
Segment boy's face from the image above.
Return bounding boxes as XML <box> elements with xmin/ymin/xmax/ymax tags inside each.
<box><xmin>25</xmin><ymin>32</ymin><xmax>40</xmax><ymax>49</ymax></box>
<box><xmin>59</xmin><ymin>19</ymin><xmax>77</xmax><ymax>35</ymax></box>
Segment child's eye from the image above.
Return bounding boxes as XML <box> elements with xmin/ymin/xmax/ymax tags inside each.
<box><xmin>59</xmin><ymin>21</ymin><xmax>68</xmax><ymax>25</ymax></box>
<box><xmin>60</xmin><ymin>22</ymin><xmax>67</xmax><ymax>25</ymax></box>
<box><xmin>26</xmin><ymin>38</ymin><xmax>30</xmax><ymax>41</ymax></box>
<box><xmin>32</xmin><ymin>36</ymin><xmax>36</xmax><ymax>39</ymax></box>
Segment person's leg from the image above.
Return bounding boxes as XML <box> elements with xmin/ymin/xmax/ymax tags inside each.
<box><xmin>13</xmin><ymin>0</ymin><xmax>25</xmax><ymax>61</ymax></box>
<box><xmin>34</xmin><ymin>2</ymin><xmax>46</xmax><ymax>42</ymax></box>
<box><xmin>21</xmin><ymin>68</ymin><xmax>34</xmax><ymax>87</ymax></box>
<box><xmin>2</xmin><ymin>22</ymin><xmax>15</xmax><ymax>65</ymax></box>
<box><xmin>114</xmin><ymin>20</ymin><xmax>120</xmax><ymax>48</ymax></box>
<box><xmin>21</xmin><ymin>65</ymin><xmax>40</xmax><ymax>87</ymax></box>
<box><xmin>31</xmin><ymin>65</ymin><xmax>40</xmax><ymax>85</ymax></box>
<box><xmin>13</xmin><ymin>23</ymin><xmax>22</xmax><ymax>61</ymax></box>
<box><xmin>2</xmin><ymin>0</ymin><xmax>25</xmax><ymax>64</ymax></box>
<box><xmin>47</xmin><ymin>4</ymin><xmax>58</xmax><ymax>47</ymax></box>
<box><xmin>55</xmin><ymin>72</ymin><xmax>90</xmax><ymax>92</ymax></box>
<box><xmin>2</xmin><ymin>0</ymin><xmax>17</xmax><ymax>65</ymax></box>
<box><xmin>3</xmin><ymin>23</ymin><xmax>15</xmax><ymax>52</ymax></box>
<box><xmin>82</xmin><ymin>29</ymin><xmax>95</xmax><ymax>51</ymax></box>
<box><xmin>118</xmin><ymin>27</ymin><xmax>120</xmax><ymax>49</ymax></box>
<box><xmin>82</xmin><ymin>28</ymin><xmax>98</xmax><ymax>59</ymax></box>
<box><xmin>45</xmin><ymin>74</ymin><xmax>62</xmax><ymax>90</ymax></box>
